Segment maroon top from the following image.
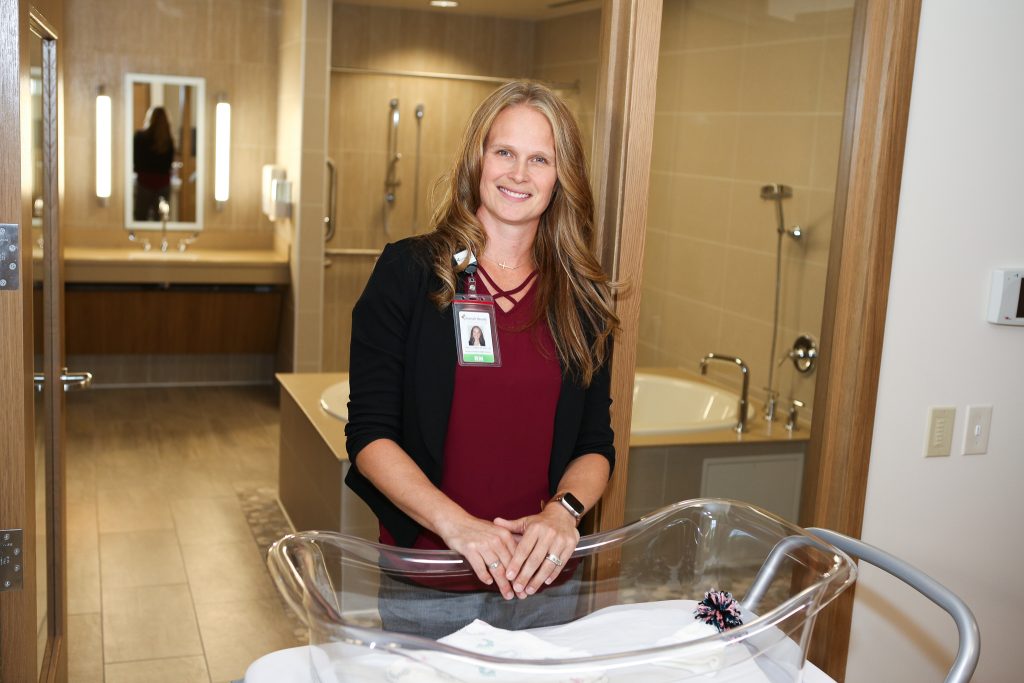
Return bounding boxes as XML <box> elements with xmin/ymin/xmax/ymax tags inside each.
<box><xmin>380</xmin><ymin>267</ymin><xmax>566</xmax><ymax>586</ymax></box>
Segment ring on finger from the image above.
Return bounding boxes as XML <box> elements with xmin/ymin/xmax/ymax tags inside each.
<box><xmin>488</xmin><ymin>561</ymin><xmax>500</xmax><ymax>570</ymax></box>
<box><xmin>545</xmin><ymin>553</ymin><xmax>563</xmax><ymax>567</ymax></box>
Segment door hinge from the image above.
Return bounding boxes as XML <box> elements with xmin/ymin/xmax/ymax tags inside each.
<box><xmin>0</xmin><ymin>224</ymin><xmax>20</xmax><ymax>291</ymax></box>
<box><xmin>0</xmin><ymin>529</ymin><xmax>24</xmax><ymax>591</ymax></box>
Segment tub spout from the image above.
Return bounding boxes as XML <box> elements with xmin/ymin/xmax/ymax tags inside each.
<box><xmin>699</xmin><ymin>353</ymin><xmax>749</xmax><ymax>433</ymax></box>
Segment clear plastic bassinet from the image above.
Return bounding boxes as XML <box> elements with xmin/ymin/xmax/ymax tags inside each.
<box><xmin>266</xmin><ymin>499</ymin><xmax>856</xmax><ymax>682</ymax></box>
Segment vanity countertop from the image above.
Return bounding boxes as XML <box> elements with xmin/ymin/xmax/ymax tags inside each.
<box><xmin>55</xmin><ymin>246</ymin><xmax>290</xmax><ymax>285</ymax></box>
<box><xmin>277</xmin><ymin>372</ymin><xmax>349</xmax><ymax>462</ymax></box>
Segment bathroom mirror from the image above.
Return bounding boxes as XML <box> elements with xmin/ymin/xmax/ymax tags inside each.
<box><xmin>123</xmin><ymin>73</ymin><xmax>205</xmax><ymax>232</ymax></box>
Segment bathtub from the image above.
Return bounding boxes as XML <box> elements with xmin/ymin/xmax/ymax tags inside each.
<box><xmin>320</xmin><ymin>371</ymin><xmax>747</xmax><ymax>437</ymax></box>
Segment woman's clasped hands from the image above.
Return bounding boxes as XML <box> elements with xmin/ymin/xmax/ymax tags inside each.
<box><xmin>438</xmin><ymin>505</ymin><xmax>579</xmax><ymax>601</ymax></box>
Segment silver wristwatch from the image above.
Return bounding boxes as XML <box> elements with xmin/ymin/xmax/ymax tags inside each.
<box><xmin>551</xmin><ymin>492</ymin><xmax>584</xmax><ymax>521</ymax></box>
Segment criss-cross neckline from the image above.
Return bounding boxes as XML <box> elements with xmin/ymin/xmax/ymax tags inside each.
<box><xmin>477</xmin><ymin>264</ymin><xmax>538</xmax><ymax>312</ymax></box>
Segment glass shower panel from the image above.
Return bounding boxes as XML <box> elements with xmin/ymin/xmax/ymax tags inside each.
<box><xmin>626</xmin><ymin>0</ymin><xmax>855</xmax><ymax>522</ymax></box>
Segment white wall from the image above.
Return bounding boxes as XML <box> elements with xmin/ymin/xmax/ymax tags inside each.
<box><xmin>846</xmin><ymin>1</ymin><xmax>1024</xmax><ymax>681</ymax></box>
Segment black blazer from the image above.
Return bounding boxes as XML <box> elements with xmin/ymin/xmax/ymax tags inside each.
<box><xmin>344</xmin><ymin>237</ymin><xmax>615</xmax><ymax>547</ymax></box>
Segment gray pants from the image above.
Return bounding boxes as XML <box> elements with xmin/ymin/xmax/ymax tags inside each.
<box><xmin>378</xmin><ymin>567</ymin><xmax>581</xmax><ymax>640</ymax></box>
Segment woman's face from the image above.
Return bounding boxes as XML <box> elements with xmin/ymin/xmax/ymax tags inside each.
<box><xmin>476</xmin><ymin>105</ymin><xmax>557</xmax><ymax>235</ymax></box>
<box><xmin>471</xmin><ymin>326</ymin><xmax>482</xmax><ymax>341</ymax></box>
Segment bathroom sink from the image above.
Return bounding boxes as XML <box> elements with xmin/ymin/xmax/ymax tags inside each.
<box><xmin>320</xmin><ymin>381</ymin><xmax>350</xmax><ymax>420</ymax></box>
<box><xmin>320</xmin><ymin>372</ymin><xmax>749</xmax><ymax>436</ymax></box>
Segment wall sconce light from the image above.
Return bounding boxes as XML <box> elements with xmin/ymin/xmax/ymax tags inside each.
<box><xmin>214</xmin><ymin>95</ymin><xmax>231</xmax><ymax>209</ymax></box>
<box><xmin>95</xmin><ymin>86</ymin><xmax>112</xmax><ymax>204</ymax></box>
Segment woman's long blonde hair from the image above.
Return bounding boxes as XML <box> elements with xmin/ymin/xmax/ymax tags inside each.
<box><xmin>420</xmin><ymin>80</ymin><xmax>618</xmax><ymax>387</ymax></box>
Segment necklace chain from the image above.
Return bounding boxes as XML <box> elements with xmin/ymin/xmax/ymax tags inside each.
<box><xmin>482</xmin><ymin>254</ymin><xmax>526</xmax><ymax>271</ymax></box>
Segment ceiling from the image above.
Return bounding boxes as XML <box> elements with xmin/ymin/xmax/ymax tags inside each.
<box><xmin>334</xmin><ymin>0</ymin><xmax>604</xmax><ymax>21</ymax></box>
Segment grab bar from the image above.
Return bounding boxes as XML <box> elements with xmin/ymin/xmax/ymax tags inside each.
<box><xmin>324</xmin><ymin>157</ymin><xmax>337</xmax><ymax>243</ymax></box>
<box><xmin>324</xmin><ymin>248</ymin><xmax>381</xmax><ymax>257</ymax></box>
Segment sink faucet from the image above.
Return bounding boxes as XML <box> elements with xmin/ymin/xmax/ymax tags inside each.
<box><xmin>158</xmin><ymin>197</ymin><xmax>170</xmax><ymax>253</ymax></box>
<box><xmin>699</xmin><ymin>353</ymin><xmax>750</xmax><ymax>433</ymax></box>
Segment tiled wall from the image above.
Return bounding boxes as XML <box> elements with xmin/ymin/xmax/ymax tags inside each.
<box><xmin>321</xmin><ymin>4</ymin><xmax>602</xmax><ymax>370</ymax></box>
<box><xmin>62</xmin><ymin>0</ymin><xmax>281</xmax><ymax>249</ymax></box>
<box><xmin>638</xmin><ymin>0</ymin><xmax>853</xmax><ymax>413</ymax></box>
<box><xmin>275</xmin><ymin>0</ymin><xmax>331</xmax><ymax>373</ymax></box>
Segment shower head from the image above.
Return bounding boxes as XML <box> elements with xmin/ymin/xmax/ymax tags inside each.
<box><xmin>760</xmin><ymin>184</ymin><xmax>792</xmax><ymax>201</ymax></box>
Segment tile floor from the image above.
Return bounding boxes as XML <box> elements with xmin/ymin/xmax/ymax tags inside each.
<box><xmin>66</xmin><ymin>386</ymin><xmax>303</xmax><ymax>683</ymax></box>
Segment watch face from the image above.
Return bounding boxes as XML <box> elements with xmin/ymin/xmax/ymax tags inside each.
<box><xmin>560</xmin><ymin>492</ymin><xmax>584</xmax><ymax>517</ymax></box>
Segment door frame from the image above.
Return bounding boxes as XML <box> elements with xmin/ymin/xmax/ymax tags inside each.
<box><xmin>591</xmin><ymin>0</ymin><xmax>923</xmax><ymax>679</ymax></box>
<box><xmin>1</xmin><ymin>1</ymin><xmax>68</xmax><ymax>680</ymax></box>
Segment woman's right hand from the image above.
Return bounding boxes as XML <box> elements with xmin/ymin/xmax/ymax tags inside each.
<box><xmin>437</xmin><ymin>513</ymin><xmax>518</xmax><ymax>600</ymax></box>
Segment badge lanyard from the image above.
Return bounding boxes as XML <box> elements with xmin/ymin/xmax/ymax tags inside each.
<box><xmin>452</xmin><ymin>249</ymin><xmax>502</xmax><ymax>367</ymax></box>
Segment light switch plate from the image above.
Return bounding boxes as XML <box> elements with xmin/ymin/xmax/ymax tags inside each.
<box><xmin>925</xmin><ymin>407</ymin><xmax>956</xmax><ymax>457</ymax></box>
<box><xmin>962</xmin><ymin>405</ymin><xmax>993</xmax><ymax>455</ymax></box>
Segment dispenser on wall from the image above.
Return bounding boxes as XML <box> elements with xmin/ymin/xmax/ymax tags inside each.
<box><xmin>262</xmin><ymin>165</ymin><xmax>292</xmax><ymax>220</ymax></box>
<box><xmin>987</xmin><ymin>269</ymin><xmax>1024</xmax><ymax>326</ymax></box>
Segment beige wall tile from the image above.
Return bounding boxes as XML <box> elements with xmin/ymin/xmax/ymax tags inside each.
<box><xmin>810</xmin><ymin>114</ymin><xmax>844</xmax><ymax>190</ymax></box>
<box><xmin>106</xmin><ymin>657</ymin><xmax>210</xmax><ymax>683</ymax></box>
<box><xmin>672</xmin><ymin>175</ymin><xmax>734</xmax><ymax>242</ymax></box>
<box><xmin>665</xmin><ymin>235</ymin><xmax>729</xmax><ymax>307</ymax></box>
<box><xmin>674</xmin><ymin>113</ymin><xmax>739</xmax><ymax>177</ymax></box>
<box><xmin>745</xmin><ymin>0</ymin><xmax>829</xmax><ymax>43</ymax></box>
<box><xmin>678</xmin><ymin>47</ymin><xmax>743</xmax><ymax>113</ymax></box>
<box><xmin>650</xmin><ymin>114</ymin><xmax>677</xmax><ymax>174</ymax></box>
<box><xmin>820</xmin><ymin>34</ymin><xmax>853</xmax><ymax>112</ymax></box>
<box><xmin>678</xmin><ymin>0</ymin><xmax>748</xmax><ymax>49</ymax></box>
<box><xmin>102</xmin><ymin>583</ymin><xmax>203</xmax><ymax>663</ymax></box>
<box><xmin>739</xmin><ymin>40</ymin><xmax>824</xmax><ymax>113</ymax></box>
<box><xmin>720</xmin><ymin>247</ymin><xmax>776</xmax><ymax>322</ymax></box>
<box><xmin>733</xmin><ymin>114</ymin><xmax>814</xmax><ymax>184</ymax></box>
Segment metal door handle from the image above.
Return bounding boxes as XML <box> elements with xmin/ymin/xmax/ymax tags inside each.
<box><xmin>33</xmin><ymin>369</ymin><xmax>93</xmax><ymax>392</ymax></box>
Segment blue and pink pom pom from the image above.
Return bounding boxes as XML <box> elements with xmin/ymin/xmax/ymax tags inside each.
<box><xmin>694</xmin><ymin>589</ymin><xmax>743</xmax><ymax>632</ymax></box>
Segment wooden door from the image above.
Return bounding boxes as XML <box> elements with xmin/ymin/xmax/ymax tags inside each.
<box><xmin>1</xmin><ymin>3</ymin><xmax>69</xmax><ymax>681</ymax></box>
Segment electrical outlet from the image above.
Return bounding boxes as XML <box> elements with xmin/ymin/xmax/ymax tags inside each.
<box><xmin>925</xmin><ymin>407</ymin><xmax>956</xmax><ymax>457</ymax></box>
<box><xmin>962</xmin><ymin>405</ymin><xmax>993</xmax><ymax>455</ymax></box>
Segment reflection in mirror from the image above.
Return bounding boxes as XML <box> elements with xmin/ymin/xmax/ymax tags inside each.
<box><xmin>124</xmin><ymin>73</ymin><xmax>205</xmax><ymax>231</ymax></box>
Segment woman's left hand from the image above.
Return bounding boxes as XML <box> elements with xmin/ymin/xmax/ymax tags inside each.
<box><xmin>493</xmin><ymin>506</ymin><xmax>580</xmax><ymax>599</ymax></box>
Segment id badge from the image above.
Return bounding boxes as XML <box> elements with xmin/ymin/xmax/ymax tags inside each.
<box><xmin>452</xmin><ymin>296</ymin><xmax>502</xmax><ymax>367</ymax></box>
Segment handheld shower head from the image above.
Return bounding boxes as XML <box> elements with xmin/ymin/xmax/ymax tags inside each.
<box><xmin>760</xmin><ymin>184</ymin><xmax>792</xmax><ymax>201</ymax></box>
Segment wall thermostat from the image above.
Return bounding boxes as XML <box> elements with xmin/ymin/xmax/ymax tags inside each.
<box><xmin>987</xmin><ymin>269</ymin><xmax>1024</xmax><ymax>326</ymax></box>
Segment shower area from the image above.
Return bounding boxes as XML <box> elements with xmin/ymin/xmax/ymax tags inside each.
<box><xmin>321</xmin><ymin>2</ymin><xmax>603</xmax><ymax>371</ymax></box>
<box><xmin>636</xmin><ymin>0</ymin><xmax>853</xmax><ymax>421</ymax></box>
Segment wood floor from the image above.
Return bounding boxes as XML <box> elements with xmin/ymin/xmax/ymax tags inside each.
<box><xmin>65</xmin><ymin>386</ymin><xmax>302</xmax><ymax>683</ymax></box>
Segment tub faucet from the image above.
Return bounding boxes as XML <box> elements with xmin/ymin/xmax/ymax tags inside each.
<box><xmin>699</xmin><ymin>353</ymin><xmax>749</xmax><ymax>433</ymax></box>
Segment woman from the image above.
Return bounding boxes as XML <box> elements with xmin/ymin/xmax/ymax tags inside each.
<box><xmin>467</xmin><ymin>325</ymin><xmax>486</xmax><ymax>346</ymax></box>
<box><xmin>133</xmin><ymin>106</ymin><xmax>174</xmax><ymax>221</ymax></box>
<box><xmin>345</xmin><ymin>81</ymin><xmax>618</xmax><ymax>637</ymax></box>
